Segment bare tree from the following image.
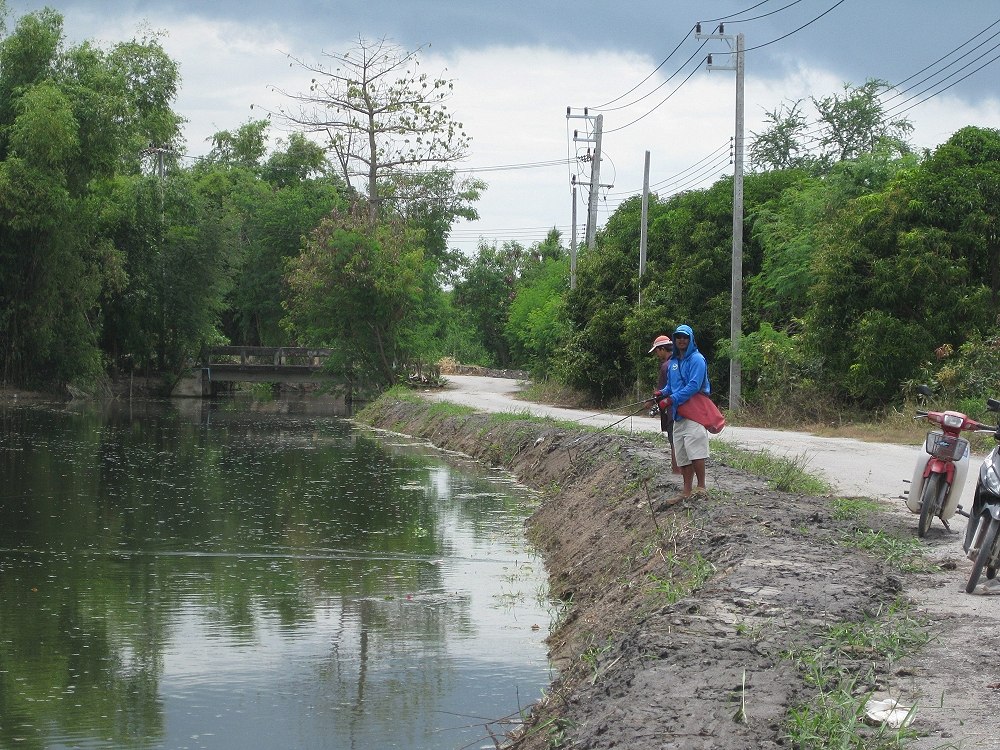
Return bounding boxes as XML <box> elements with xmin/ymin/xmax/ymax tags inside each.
<box><xmin>273</xmin><ymin>37</ymin><xmax>471</xmax><ymax>224</ymax></box>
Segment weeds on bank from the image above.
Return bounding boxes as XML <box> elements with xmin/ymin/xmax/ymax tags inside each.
<box><xmin>581</xmin><ymin>637</ymin><xmax>615</xmax><ymax>681</ymax></box>
<box><xmin>645</xmin><ymin>551</ymin><xmax>714</xmax><ymax>603</ymax></box>
<box><xmin>712</xmin><ymin>441</ymin><xmax>833</xmax><ymax>494</ymax></box>
<box><xmin>427</xmin><ymin>400</ymin><xmax>475</xmax><ymax>418</ymax></box>
<box><xmin>782</xmin><ymin>599</ymin><xmax>929</xmax><ymax>748</ymax></box>
<box><xmin>840</xmin><ymin>529</ymin><xmax>935</xmax><ymax>573</ymax></box>
<box><xmin>548</xmin><ymin>595</ymin><xmax>574</xmax><ymax>634</ymax></box>
<box><xmin>830</xmin><ymin>496</ymin><xmax>881</xmax><ymax>521</ymax></box>
<box><xmin>537</xmin><ymin>715</ymin><xmax>575</xmax><ymax>749</ymax></box>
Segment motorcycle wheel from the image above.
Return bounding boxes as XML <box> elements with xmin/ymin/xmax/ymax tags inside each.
<box><xmin>967</xmin><ymin>517</ymin><xmax>1000</xmax><ymax>593</ymax></box>
<box><xmin>918</xmin><ymin>473</ymin><xmax>942</xmax><ymax>538</ymax></box>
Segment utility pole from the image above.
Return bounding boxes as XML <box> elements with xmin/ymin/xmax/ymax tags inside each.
<box><xmin>638</xmin><ymin>150</ymin><xmax>650</xmax><ymax>306</ymax></box>
<box><xmin>636</xmin><ymin>150</ymin><xmax>652</xmax><ymax>403</ymax></box>
<box><xmin>696</xmin><ymin>24</ymin><xmax>745</xmax><ymax>413</ymax></box>
<box><xmin>567</xmin><ymin>108</ymin><xmax>608</xmax><ymax>252</ymax></box>
<box><xmin>586</xmin><ymin>114</ymin><xmax>603</xmax><ymax>251</ymax></box>
<box><xmin>570</xmin><ymin>178</ymin><xmax>578</xmax><ymax>289</ymax></box>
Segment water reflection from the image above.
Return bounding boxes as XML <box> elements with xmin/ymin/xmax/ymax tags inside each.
<box><xmin>0</xmin><ymin>397</ymin><xmax>551</xmax><ymax>749</ymax></box>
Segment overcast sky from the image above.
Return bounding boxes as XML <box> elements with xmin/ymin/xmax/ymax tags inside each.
<box><xmin>6</xmin><ymin>0</ymin><xmax>1000</xmax><ymax>255</ymax></box>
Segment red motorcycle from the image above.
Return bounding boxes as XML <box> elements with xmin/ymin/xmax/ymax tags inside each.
<box><xmin>904</xmin><ymin>385</ymin><xmax>991</xmax><ymax>537</ymax></box>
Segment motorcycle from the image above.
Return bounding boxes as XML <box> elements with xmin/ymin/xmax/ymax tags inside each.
<box><xmin>962</xmin><ymin>397</ymin><xmax>1000</xmax><ymax>593</ymax></box>
<box><xmin>903</xmin><ymin>385</ymin><xmax>992</xmax><ymax>537</ymax></box>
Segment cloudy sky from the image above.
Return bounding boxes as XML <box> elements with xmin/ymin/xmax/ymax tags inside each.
<box><xmin>6</xmin><ymin>0</ymin><xmax>1000</xmax><ymax>255</ymax></box>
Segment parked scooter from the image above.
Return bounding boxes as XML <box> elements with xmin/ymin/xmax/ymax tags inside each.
<box><xmin>903</xmin><ymin>385</ymin><xmax>992</xmax><ymax>537</ymax></box>
<box><xmin>962</xmin><ymin>397</ymin><xmax>1000</xmax><ymax>593</ymax></box>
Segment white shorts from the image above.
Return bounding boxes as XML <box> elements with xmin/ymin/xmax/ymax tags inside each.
<box><xmin>673</xmin><ymin>417</ymin><xmax>710</xmax><ymax>466</ymax></box>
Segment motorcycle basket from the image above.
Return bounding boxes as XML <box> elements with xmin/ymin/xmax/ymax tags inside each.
<box><xmin>925</xmin><ymin>431</ymin><xmax>969</xmax><ymax>461</ymax></box>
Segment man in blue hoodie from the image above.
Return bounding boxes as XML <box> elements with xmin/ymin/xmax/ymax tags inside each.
<box><xmin>653</xmin><ymin>324</ymin><xmax>710</xmax><ymax>500</ymax></box>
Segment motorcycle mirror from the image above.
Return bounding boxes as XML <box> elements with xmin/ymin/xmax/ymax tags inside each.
<box><xmin>916</xmin><ymin>384</ymin><xmax>934</xmax><ymax>398</ymax></box>
<box><xmin>987</xmin><ymin>398</ymin><xmax>1000</xmax><ymax>412</ymax></box>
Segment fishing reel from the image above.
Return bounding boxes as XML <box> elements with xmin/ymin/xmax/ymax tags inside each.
<box><xmin>648</xmin><ymin>402</ymin><xmax>661</xmax><ymax>417</ymax></box>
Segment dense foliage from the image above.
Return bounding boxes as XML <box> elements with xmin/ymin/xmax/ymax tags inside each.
<box><xmin>1</xmin><ymin>7</ymin><xmax>996</xmax><ymax>414</ymax></box>
<box><xmin>558</xmin><ymin>126</ymin><xmax>1000</xmax><ymax>409</ymax></box>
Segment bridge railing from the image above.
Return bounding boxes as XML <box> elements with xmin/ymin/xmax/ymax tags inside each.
<box><xmin>204</xmin><ymin>346</ymin><xmax>333</xmax><ymax>368</ymax></box>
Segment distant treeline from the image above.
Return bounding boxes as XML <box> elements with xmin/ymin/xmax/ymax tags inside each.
<box><xmin>1</xmin><ymin>7</ymin><xmax>997</xmax><ymax>415</ymax></box>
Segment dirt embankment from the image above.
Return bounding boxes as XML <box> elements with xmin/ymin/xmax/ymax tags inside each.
<box><xmin>358</xmin><ymin>399</ymin><xmax>954</xmax><ymax>749</ymax></box>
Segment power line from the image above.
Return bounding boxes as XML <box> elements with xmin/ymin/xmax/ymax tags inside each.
<box><xmin>886</xmin><ymin>48</ymin><xmax>1000</xmax><ymax>119</ymax></box>
<box><xmin>603</xmin><ymin>61</ymin><xmax>704</xmax><ymax>134</ymax></box>
<box><xmin>451</xmin><ymin>158</ymin><xmax>576</xmax><ymax>174</ymax></box>
<box><xmin>743</xmin><ymin>0</ymin><xmax>848</xmax><ymax>52</ymax></box>
<box><xmin>593</xmin><ymin>38</ymin><xmax>710</xmax><ymax>113</ymax></box>
<box><xmin>880</xmin><ymin>22</ymin><xmax>1000</xmax><ymax>110</ymax></box>
<box><xmin>590</xmin><ymin>26</ymin><xmax>695</xmax><ymax>110</ymax></box>
<box><xmin>701</xmin><ymin>0</ymin><xmax>773</xmax><ymax>23</ymax></box>
<box><xmin>885</xmin><ymin>17</ymin><xmax>1000</xmax><ymax>99</ymax></box>
<box><xmin>710</xmin><ymin>0</ymin><xmax>807</xmax><ymax>25</ymax></box>
<box><xmin>603</xmin><ymin>141</ymin><xmax>731</xmax><ymax>197</ymax></box>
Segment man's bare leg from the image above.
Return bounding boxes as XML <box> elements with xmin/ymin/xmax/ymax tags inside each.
<box><xmin>681</xmin><ymin>464</ymin><xmax>694</xmax><ymax>495</ymax></box>
<box><xmin>692</xmin><ymin>458</ymin><xmax>706</xmax><ymax>491</ymax></box>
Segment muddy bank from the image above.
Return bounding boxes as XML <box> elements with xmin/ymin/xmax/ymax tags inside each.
<box><xmin>358</xmin><ymin>398</ymin><xmax>925</xmax><ymax>749</ymax></box>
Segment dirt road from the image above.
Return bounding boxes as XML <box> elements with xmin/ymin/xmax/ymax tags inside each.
<box><xmin>423</xmin><ymin>374</ymin><xmax>975</xmax><ymax>514</ymax></box>
<box><xmin>421</xmin><ymin>375</ymin><xmax>1000</xmax><ymax>748</ymax></box>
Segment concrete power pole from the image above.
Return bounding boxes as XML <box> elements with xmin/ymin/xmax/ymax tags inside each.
<box><xmin>585</xmin><ymin>114</ymin><xmax>603</xmax><ymax>252</ymax></box>
<box><xmin>697</xmin><ymin>25</ymin><xmax>745</xmax><ymax>413</ymax></box>
<box><xmin>570</xmin><ymin>179</ymin><xmax>578</xmax><ymax>290</ymax></box>
<box><xmin>637</xmin><ymin>150</ymin><xmax>651</xmax><ymax>402</ymax></box>
<box><xmin>638</xmin><ymin>150</ymin><xmax>650</xmax><ymax>307</ymax></box>
<box><xmin>567</xmin><ymin>108</ymin><xmax>605</xmax><ymax>253</ymax></box>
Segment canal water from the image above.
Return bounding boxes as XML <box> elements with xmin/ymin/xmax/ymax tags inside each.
<box><xmin>0</xmin><ymin>396</ymin><xmax>552</xmax><ymax>749</ymax></box>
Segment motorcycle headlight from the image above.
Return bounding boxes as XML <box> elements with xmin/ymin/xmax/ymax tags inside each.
<box><xmin>943</xmin><ymin>413</ymin><xmax>964</xmax><ymax>429</ymax></box>
<box><xmin>983</xmin><ymin>452</ymin><xmax>1000</xmax><ymax>496</ymax></box>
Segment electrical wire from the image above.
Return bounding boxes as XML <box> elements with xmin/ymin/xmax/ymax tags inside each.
<box><xmin>886</xmin><ymin>48</ymin><xmax>1000</xmax><ymax>119</ymax></box>
<box><xmin>601</xmin><ymin>152</ymin><xmax>732</xmax><ymax>211</ymax></box>
<box><xmin>750</xmin><ymin>15</ymin><xmax>1000</xmax><ymax>164</ymax></box>
<box><xmin>593</xmin><ymin>37</ymin><xmax>710</xmax><ymax>113</ymax></box>
<box><xmin>712</xmin><ymin>0</ymin><xmax>806</xmax><ymax>24</ymax></box>
<box><xmin>602</xmin><ymin>141</ymin><xmax>731</xmax><ymax>198</ymax></box>
<box><xmin>886</xmin><ymin>17</ymin><xmax>1000</xmax><ymax>98</ymax></box>
<box><xmin>603</xmin><ymin>60</ymin><xmax>704</xmax><ymax>134</ymax></box>
<box><xmin>587</xmin><ymin>0</ymin><xmax>810</xmax><ymax>114</ymax></box>
<box><xmin>743</xmin><ymin>0</ymin><xmax>848</xmax><ymax>53</ymax></box>
<box><xmin>880</xmin><ymin>21</ymin><xmax>1000</xmax><ymax>107</ymax></box>
<box><xmin>700</xmin><ymin>0</ymin><xmax>774</xmax><ymax>23</ymax></box>
<box><xmin>451</xmin><ymin>158</ymin><xmax>576</xmax><ymax>174</ymax></box>
<box><xmin>589</xmin><ymin>26</ymin><xmax>696</xmax><ymax>110</ymax></box>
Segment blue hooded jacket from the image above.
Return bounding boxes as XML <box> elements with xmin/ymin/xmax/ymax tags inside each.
<box><xmin>656</xmin><ymin>324</ymin><xmax>709</xmax><ymax>421</ymax></box>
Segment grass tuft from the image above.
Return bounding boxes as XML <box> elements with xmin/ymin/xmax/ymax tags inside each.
<box><xmin>840</xmin><ymin>529</ymin><xmax>935</xmax><ymax>573</ymax></box>
<box><xmin>782</xmin><ymin>599</ymin><xmax>929</xmax><ymax>748</ymax></box>
<box><xmin>712</xmin><ymin>441</ymin><xmax>833</xmax><ymax>495</ymax></box>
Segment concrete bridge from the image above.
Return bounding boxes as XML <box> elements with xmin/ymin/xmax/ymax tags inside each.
<box><xmin>173</xmin><ymin>346</ymin><xmax>341</xmax><ymax>396</ymax></box>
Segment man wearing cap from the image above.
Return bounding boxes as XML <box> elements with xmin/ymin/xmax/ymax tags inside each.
<box><xmin>653</xmin><ymin>324</ymin><xmax>710</xmax><ymax>500</ymax></box>
<box><xmin>647</xmin><ymin>335</ymin><xmax>679</xmax><ymax>474</ymax></box>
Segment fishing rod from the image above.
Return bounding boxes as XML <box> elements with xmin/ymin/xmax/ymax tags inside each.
<box><xmin>593</xmin><ymin>404</ymin><xmax>649</xmax><ymax>434</ymax></box>
<box><xmin>567</xmin><ymin>398</ymin><xmax>653</xmax><ymax>424</ymax></box>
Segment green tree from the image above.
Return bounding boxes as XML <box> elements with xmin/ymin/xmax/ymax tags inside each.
<box><xmin>0</xmin><ymin>10</ymin><xmax>182</xmax><ymax>386</ymax></box>
<box><xmin>505</xmin><ymin>248</ymin><xmax>570</xmax><ymax>377</ymax></box>
<box><xmin>805</xmin><ymin>130</ymin><xmax>998</xmax><ymax>403</ymax></box>
<box><xmin>283</xmin><ymin>210</ymin><xmax>431</xmax><ymax>387</ymax></box>
<box><xmin>813</xmin><ymin>79</ymin><xmax>913</xmax><ymax>164</ymax></box>
<box><xmin>452</xmin><ymin>241</ymin><xmax>528</xmax><ymax>367</ymax></box>
<box><xmin>750</xmin><ymin>79</ymin><xmax>914</xmax><ymax>174</ymax></box>
<box><xmin>749</xmin><ymin>100</ymin><xmax>810</xmax><ymax>172</ymax></box>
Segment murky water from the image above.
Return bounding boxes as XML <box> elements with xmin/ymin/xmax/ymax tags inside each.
<box><xmin>0</xmin><ymin>396</ymin><xmax>552</xmax><ymax>749</ymax></box>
